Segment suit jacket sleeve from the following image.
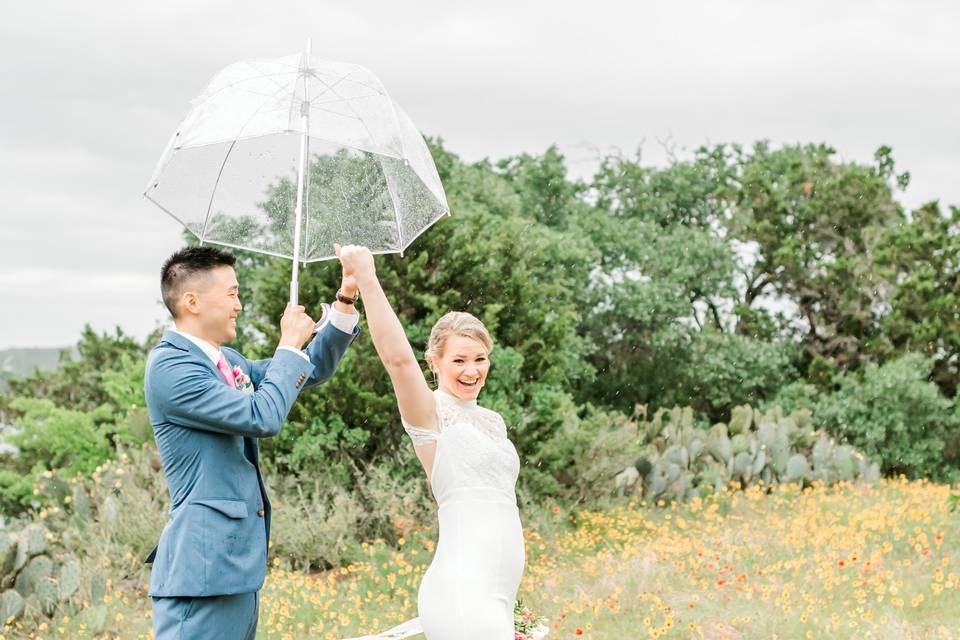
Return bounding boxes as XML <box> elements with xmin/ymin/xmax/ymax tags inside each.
<box><xmin>152</xmin><ymin>348</ymin><xmax>313</xmax><ymax>438</ymax></box>
<box><xmin>302</xmin><ymin>318</ymin><xmax>361</xmax><ymax>389</ymax></box>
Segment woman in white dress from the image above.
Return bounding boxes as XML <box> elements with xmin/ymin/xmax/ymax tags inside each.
<box><xmin>335</xmin><ymin>244</ymin><xmax>525</xmax><ymax>640</ymax></box>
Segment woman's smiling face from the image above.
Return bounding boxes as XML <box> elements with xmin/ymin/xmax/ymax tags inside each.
<box><xmin>434</xmin><ymin>334</ymin><xmax>490</xmax><ymax>401</ymax></box>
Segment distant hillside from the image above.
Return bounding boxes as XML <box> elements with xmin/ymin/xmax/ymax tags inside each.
<box><xmin>0</xmin><ymin>347</ymin><xmax>72</xmax><ymax>390</ymax></box>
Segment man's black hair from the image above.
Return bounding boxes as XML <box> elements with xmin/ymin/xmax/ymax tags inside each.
<box><xmin>161</xmin><ymin>246</ymin><xmax>237</xmax><ymax>318</ymax></box>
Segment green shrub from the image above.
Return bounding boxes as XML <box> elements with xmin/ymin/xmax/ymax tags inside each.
<box><xmin>267</xmin><ymin>463</ymin><xmax>434</xmax><ymax>571</ymax></box>
<box><xmin>765</xmin><ymin>380</ymin><xmax>820</xmax><ymax>415</ymax></box>
<box><xmin>525</xmin><ymin>402</ymin><xmax>644</xmax><ymax>504</ymax></box>
<box><xmin>0</xmin><ymin>354</ymin><xmax>154</xmax><ymax>513</ymax></box>
<box><xmin>6</xmin><ymin>398</ymin><xmax>115</xmax><ymax>477</ymax></box>
<box><xmin>814</xmin><ymin>353</ymin><xmax>956</xmax><ymax>480</ymax></box>
<box><xmin>677</xmin><ymin>330</ymin><xmax>797</xmax><ymax>421</ymax></box>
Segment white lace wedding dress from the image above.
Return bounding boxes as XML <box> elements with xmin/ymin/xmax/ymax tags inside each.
<box><xmin>406</xmin><ymin>389</ymin><xmax>526</xmax><ymax>639</ymax></box>
<box><xmin>344</xmin><ymin>389</ymin><xmax>525</xmax><ymax>640</ymax></box>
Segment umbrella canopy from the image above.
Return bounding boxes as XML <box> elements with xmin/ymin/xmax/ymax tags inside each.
<box><xmin>145</xmin><ymin>45</ymin><xmax>449</xmax><ymax>300</ymax></box>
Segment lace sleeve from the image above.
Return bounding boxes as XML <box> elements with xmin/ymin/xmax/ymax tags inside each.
<box><xmin>401</xmin><ymin>415</ymin><xmax>441</xmax><ymax>448</ymax></box>
<box><xmin>401</xmin><ymin>418</ymin><xmax>440</xmax><ymax>447</ymax></box>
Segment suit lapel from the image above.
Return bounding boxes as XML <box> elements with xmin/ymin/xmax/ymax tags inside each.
<box><xmin>161</xmin><ymin>330</ymin><xmax>221</xmax><ymax>380</ymax></box>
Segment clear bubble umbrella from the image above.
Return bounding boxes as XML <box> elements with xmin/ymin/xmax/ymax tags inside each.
<box><xmin>145</xmin><ymin>41</ymin><xmax>449</xmax><ymax>304</ymax></box>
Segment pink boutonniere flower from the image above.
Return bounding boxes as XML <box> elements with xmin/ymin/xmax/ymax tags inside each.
<box><xmin>232</xmin><ymin>365</ymin><xmax>253</xmax><ymax>394</ymax></box>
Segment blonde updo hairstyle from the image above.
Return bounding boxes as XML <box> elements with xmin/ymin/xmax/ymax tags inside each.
<box><xmin>424</xmin><ymin>311</ymin><xmax>494</xmax><ymax>379</ymax></box>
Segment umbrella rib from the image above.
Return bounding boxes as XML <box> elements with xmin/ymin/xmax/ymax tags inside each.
<box><xmin>199</xmin><ymin>139</ymin><xmax>238</xmax><ymax>241</ymax></box>
<box><xmin>377</xmin><ymin>77</ymin><xmax>410</xmax><ymax>163</ymax></box>
<box><xmin>199</xmin><ymin>69</ymin><xmax>297</xmax><ymax>102</ymax></box>
<box><xmin>317</xmin><ymin>68</ymin><xmax>386</xmax><ymax>96</ymax></box>
<box><xmin>241</xmin><ymin>60</ymin><xmax>292</xmax><ymax>91</ymax></box>
<box><xmin>293</xmin><ymin>67</ymin><xmax>356</xmax><ymax>124</ymax></box>
<box><xmin>144</xmin><ymin>194</ymin><xmax>204</xmax><ymax>240</ymax></box>
<box><xmin>302</xmin><ymin>134</ymin><xmax>312</xmax><ymax>260</ymax></box>
<box><xmin>307</xmin><ymin>104</ymin><xmax>362</xmax><ymax>121</ymax></box>
<box><xmin>309</xmin><ymin>96</ymin><xmax>375</xmax><ymax>109</ymax></box>
<box><xmin>380</xmin><ymin>158</ymin><xmax>404</xmax><ymax>250</ymax></box>
<box><xmin>305</xmin><ymin>67</ymin><xmax>357</xmax><ymax>101</ymax></box>
<box><xmin>309</xmin><ymin>74</ymin><xmax>382</xmax><ymax>151</ymax></box>
<box><xmin>399</xmin><ymin>204</ymin><xmax>448</xmax><ymax>253</ymax></box>
<box><xmin>234</xmin><ymin>79</ymin><xmax>302</xmax><ymax>140</ymax></box>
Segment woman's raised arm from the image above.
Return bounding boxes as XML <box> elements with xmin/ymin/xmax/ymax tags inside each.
<box><xmin>335</xmin><ymin>244</ymin><xmax>437</xmax><ymax>431</ymax></box>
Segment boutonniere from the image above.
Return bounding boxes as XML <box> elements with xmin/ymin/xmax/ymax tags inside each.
<box><xmin>232</xmin><ymin>365</ymin><xmax>254</xmax><ymax>394</ymax></box>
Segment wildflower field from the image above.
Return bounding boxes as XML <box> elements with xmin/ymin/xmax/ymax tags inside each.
<box><xmin>8</xmin><ymin>478</ymin><xmax>959</xmax><ymax>640</ymax></box>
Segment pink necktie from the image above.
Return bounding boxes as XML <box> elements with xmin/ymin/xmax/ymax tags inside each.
<box><xmin>216</xmin><ymin>353</ymin><xmax>236</xmax><ymax>388</ymax></box>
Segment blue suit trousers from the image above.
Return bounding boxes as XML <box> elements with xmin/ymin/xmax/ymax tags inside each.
<box><xmin>152</xmin><ymin>591</ymin><xmax>258</xmax><ymax>640</ymax></box>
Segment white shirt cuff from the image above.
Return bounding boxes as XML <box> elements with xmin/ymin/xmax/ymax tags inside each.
<box><xmin>276</xmin><ymin>345</ymin><xmax>310</xmax><ymax>362</ymax></box>
<box><xmin>315</xmin><ymin>302</ymin><xmax>360</xmax><ymax>334</ymax></box>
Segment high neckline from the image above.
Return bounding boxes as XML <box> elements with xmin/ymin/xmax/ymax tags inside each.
<box><xmin>435</xmin><ymin>388</ymin><xmax>478</xmax><ymax>407</ymax></box>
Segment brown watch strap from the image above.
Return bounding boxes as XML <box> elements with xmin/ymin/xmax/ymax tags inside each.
<box><xmin>336</xmin><ymin>290</ymin><xmax>358</xmax><ymax>305</ymax></box>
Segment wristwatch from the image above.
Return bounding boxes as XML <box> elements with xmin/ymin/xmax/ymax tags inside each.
<box><xmin>336</xmin><ymin>290</ymin><xmax>358</xmax><ymax>305</ymax></box>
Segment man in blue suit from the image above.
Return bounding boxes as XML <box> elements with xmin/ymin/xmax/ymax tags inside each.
<box><xmin>144</xmin><ymin>246</ymin><xmax>360</xmax><ymax>639</ymax></box>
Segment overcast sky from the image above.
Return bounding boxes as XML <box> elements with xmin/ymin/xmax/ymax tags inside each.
<box><xmin>1</xmin><ymin>0</ymin><xmax>957</xmax><ymax>349</ymax></box>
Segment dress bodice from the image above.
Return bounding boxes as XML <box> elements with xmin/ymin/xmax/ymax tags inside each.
<box><xmin>402</xmin><ymin>390</ymin><xmax>520</xmax><ymax>504</ymax></box>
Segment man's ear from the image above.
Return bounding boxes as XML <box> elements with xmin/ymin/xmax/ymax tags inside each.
<box><xmin>181</xmin><ymin>291</ymin><xmax>200</xmax><ymax>316</ymax></box>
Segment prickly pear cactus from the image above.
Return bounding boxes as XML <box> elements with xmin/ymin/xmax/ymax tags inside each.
<box><xmin>728</xmin><ymin>405</ymin><xmax>752</xmax><ymax>435</ymax></box>
<box><xmin>14</xmin><ymin>554</ymin><xmax>54</xmax><ymax>598</ymax></box>
<box><xmin>688</xmin><ymin>437</ymin><xmax>705</xmax><ymax>461</ymax></box>
<box><xmin>0</xmin><ymin>534</ymin><xmax>17</xmax><ymax>582</ymax></box>
<box><xmin>35</xmin><ymin>576</ymin><xmax>59</xmax><ymax>616</ymax></box>
<box><xmin>58</xmin><ymin>559</ymin><xmax>81</xmax><ymax>601</ymax></box>
<box><xmin>662</xmin><ymin>444</ymin><xmax>689</xmax><ymax>470</ymax></box>
<box><xmin>751</xmin><ymin>450</ymin><xmax>767</xmax><ymax>478</ymax></box>
<box><xmin>1</xmin><ymin>588</ymin><xmax>24</xmax><ymax>624</ymax></box>
<box><xmin>833</xmin><ymin>446</ymin><xmax>856</xmax><ymax>481</ymax></box>
<box><xmin>706</xmin><ymin>424</ymin><xmax>732</xmax><ymax>463</ymax></box>
<box><xmin>80</xmin><ymin>603</ymin><xmax>108</xmax><ymax>634</ymax></box>
<box><xmin>9</xmin><ymin>536</ymin><xmax>30</xmax><ymax>581</ymax></box>
<box><xmin>102</xmin><ymin>495</ymin><xmax>119</xmax><ymax>527</ymax></box>
<box><xmin>785</xmin><ymin>454</ymin><xmax>810</xmax><ymax>482</ymax></box>
<box><xmin>21</xmin><ymin>524</ymin><xmax>47</xmax><ymax>557</ymax></box>
<box><xmin>618</xmin><ymin>402</ymin><xmax>879</xmax><ymax>504</ymax></box>
<box><xmin>71</xmin><ymin>485</ymin><xmax>92</xmax><ymax>522</ymax></box>
<box><xmin>614</xmin><ymin>466</ymin><xmax>640</xmax><ymax>497</ymax></box>
<box><xmin>732</xmin><ymin>451</ymin><xmax>754</xmax><ymax>481</ymax></box>
<box><xmin>857</xmin><ymin>456</ymin><xmax>881</xmax><ymax>483</ymax></box>
<box><xmin>667</xmin><ymin>471</ymin><xmax>696</xmax><ymax>501</ymax></box>
<box><xmin>90</xmin><ymin>568</ymin><xmax>106</xmax><ymax>605</ymax></box>
<box><xmin>731</xmin><ymin>433</ymin><xmax>750</xmax><ymax>456</ymax></box>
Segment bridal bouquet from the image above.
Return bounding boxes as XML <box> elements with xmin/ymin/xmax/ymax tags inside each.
<box><xmin>514</xmin><ymin>599</ymin><xmax>549</xmax><ymax>640</ymax></box>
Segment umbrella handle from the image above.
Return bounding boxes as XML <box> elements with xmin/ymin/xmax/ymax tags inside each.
<box><xmin>289</xmin><ymin>260</ymin><xmax>299</xmax><ymax>306</ymax></box>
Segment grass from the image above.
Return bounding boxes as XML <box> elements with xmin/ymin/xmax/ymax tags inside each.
<box><xmin>3</xmin><ymin>478</ymin><xmax>958</xmax><ymax>639</ymax></box>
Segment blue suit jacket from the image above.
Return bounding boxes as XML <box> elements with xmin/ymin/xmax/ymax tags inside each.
<box><xmin>143</xmin><ymin>323</ymin><xmax>358</xmax><ymax>597</ymax></box>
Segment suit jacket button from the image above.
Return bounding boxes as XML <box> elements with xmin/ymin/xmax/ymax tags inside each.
<box><xmin>257</xmin><ymin>508</ymin><xmax>265</xmax><ymax>517</ymax></box>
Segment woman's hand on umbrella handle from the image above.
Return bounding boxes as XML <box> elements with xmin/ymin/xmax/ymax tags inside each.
<box><xmin>334</xmin><ymin>243</ymin><xmax>376</xmax><ymax>287</ymax></box>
